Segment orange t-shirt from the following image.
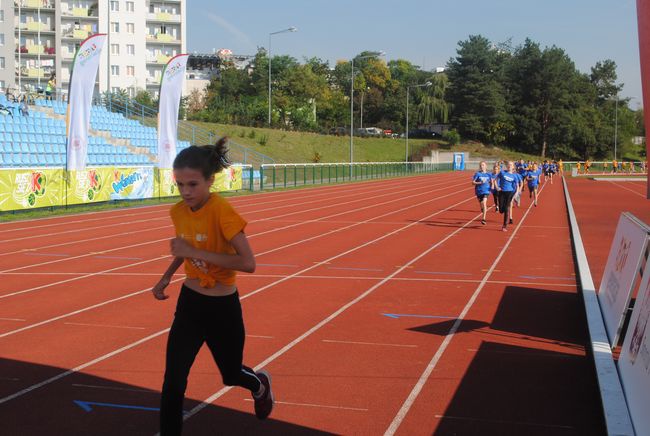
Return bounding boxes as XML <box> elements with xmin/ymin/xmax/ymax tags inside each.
<box><xmin>170</xmin><ymin>193</ymin><xmax>247</xmax><ymax>288</ymax></box>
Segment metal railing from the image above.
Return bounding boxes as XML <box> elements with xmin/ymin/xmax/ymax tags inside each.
<box><xmin>258</xmin><ymin>162</ymin><xmax>452</xmax><ymax>190</ymax></box>
<box><xmin>92</xmin><ymin>93</ymin><xmax>274</xmax><ymax>167</ymax></box>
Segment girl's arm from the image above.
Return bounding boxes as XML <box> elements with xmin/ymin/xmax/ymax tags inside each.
<box><xmin>152</xmin><ymin>256</ymin><xmax>184</xmax><ymax>300</ymax></box>
<box><xmin>171</xmin><ymin>232</ymin><xmax>256</xmax><ymax>273</ymax></box>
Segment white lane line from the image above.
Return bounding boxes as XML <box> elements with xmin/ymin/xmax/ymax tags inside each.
<box><xmin>1</xmin><ymin>216</ymin><xmax>169</xmax><ymax>244</ymax></box>
<box><xmin>0</xmin><ymin>277</ymin><xmax>183</xmax><ymax>339</ymax></box>
<box><xmin>322</xmin><ymin>339</ymin><xmax>417</xmax><ymax>348</ymax></box>
<box><xmin>607</xmin><ymin>181</ymin><xmax>646</xmax><ymax>198</ymax></box>
<box><xmin>71</xmin><ymin>383</ymin><xmax>158</xmax><ymax>394</ymax></box>
<box><xmin>0</xmin><ymin>271</ymin><xmax>578</xmax><ymax>288</ymax></box>
<box><xmin>243</xmin><ymin>398</ymin><xmax>368</xmax><ymax>412</ymax></box>
<box><xmin>433</xmin><ymin>414</ymin><xmax>574</xmax><ymax>430</ymax></box>
<box><xmin>0</xmin><ymin>188</ymin><xmax>473</xmax><ymax>333</ymax></box>
<box><xmin>246</xmin><ymin>335</ymin><xmax>274</xmax><ymax>339</ymax></box>
<box><xmin>0</xmin><ymin>186</ymin><xmax>467</xmax><ymax>300</ymax></box>
<box><xmin>0</xmin><ymin>224</ymin><xmax>172</xmax><ymax>257</ymax></box>
<box><xmin>64</xmin><ymin>322</ymin><xmax>146</xmax><ymax>330</ymax></box>
<box><xmin>0</xmin><ymin>330</ymin><xmax>171</xmax><ymax>406</ymax></box>
<box><xmin>0</xmin><ymin>317</ymin><xmax>26</xmax><ymax>322</ymax></box>
<box><xmin>180</xmin><ymin>202</ymin><xmax>483</xmax><ymax>426</ymax></box>
<box><xmin>384</xmin><ymin>183</ymin><xmax>548</xmax><ymax>436</ymax></box>
<box><xmin>0</xmin><ymin>255</ymin><xmax>169</xmax><ymax>300</ymax></box>
<box><xmin>0</xmin><ymin>177</ymin><xmax>470</xmax><ymax>406</ymax></box>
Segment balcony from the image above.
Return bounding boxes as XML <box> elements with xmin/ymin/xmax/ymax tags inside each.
<box><xmin>16</xmin><ymin>66</ymin><xmax>51</xmax><ymax>79</ymax></box>
<box><xmin>146</xmin><ymin>33</ymin><xmax>181</xmax><ymax>44</ymax></box>
<box><xmin>61</xmin><ymin>28</ymin><xmax>94</xmax><ymax>40</ymax></box>
<box><xmin>146</xmin><ymin>12</ymin><xmax>181</xmax><ymax>23</ymax></box>
<box><xmin>15</xmin><ymin>45</ymin><xmax>56</xmax><ymax>56</ymax></box>
<box><xmin>14</xmin><ymin>0</ymin><xmax>55</xmax><ymax>10</ymax></box>
<box><xmin>146</xmin><ymin>54</ymin><xmax>172</xmax><ymax>65</ymax></box>
<box><xmin>15</xmin><ymin>22</ymin><xmax>55</xmax><ymax>33</ymax></box>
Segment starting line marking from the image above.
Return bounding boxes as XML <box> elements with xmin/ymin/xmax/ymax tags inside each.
<box><xmin>243</xmin><ymin>398</ymin><xmax>368</xmax><ymax>412</ymax></box>
<box><xmin>0</xmin><ymin>317</ymin><xmax>26</xmax><ymax>322</ymax></box>
<box><xmin>322</xmin><ymin>339</ymin><xmax>418</xmax><ymax>348</ymax></box>
<box><xmin>414</xmin><ymin>270</ymin><xmax>472</xmax><ymax>276</ymax></box>
<box><xmin>246</xmin><ymin>335</ymin><xmax>274</xmax><ymax>339</ymax></box>
<box><xmin>63</xmin><ymin>322</ymin><xmax>146</xmax><ymax>330</ymax></box>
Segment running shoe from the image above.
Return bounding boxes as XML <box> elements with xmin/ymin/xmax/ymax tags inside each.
<box><xmin>253</xmin><ymin>370</ymin><xmax>274</xmax><ymax>420</ymax></box>
<box><xmin>509</xmin><ymin>218</ymin><xmax>513</xmax><ymax>225</ymax></box>
<box><xmin>481</xmin><ymin>219</ymin><xmax>486</xmax><ymax>225</ymax></box>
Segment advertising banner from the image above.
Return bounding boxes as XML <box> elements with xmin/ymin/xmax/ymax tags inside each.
<box><xmin>598</xmin><ymin>212</ymin><xmax>650</xmax><ymax>347</ymax></box>
<box><xmin>0</xmin><ymin>168</ymin><xmax>64</xmax><ymax>212</ymax></box>
<box><xmin>66</xmin><ymin>34</ymin><xmax>107</xmax><ymax>171</ymax></box>
<box><xmin>619</xmin><ymin>251</ymin><xmax>650</xmax><ymax>436</ymax></box>
<box><xmin>157</xmin><ymin>54</ymin><xmax>189</xmax><ymax>169</ymax></box>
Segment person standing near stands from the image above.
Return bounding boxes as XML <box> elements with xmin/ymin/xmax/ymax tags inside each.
<box><xmin>46</xmin><ymin>73</ymin><xmax>56</xmax><ymax>101</ymax></box>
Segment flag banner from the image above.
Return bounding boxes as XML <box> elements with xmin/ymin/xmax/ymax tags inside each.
<box><xmin>158</xmin><ymin>54</ymin><xmax>189</xmax><ymax>169</ymax></box>
<box><xmin>66</xmin><ymin>34</ymin><xmax>107</xmax><ymax>171</ymax></box>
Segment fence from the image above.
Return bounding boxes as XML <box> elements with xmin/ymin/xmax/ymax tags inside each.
<box><xmin>562</xmin><ymin>161</ymin><xmax>647</xmax><ymax>175</ymax></box>
<box><xmin>258</xmin><ymin>162</ymin><xmax>452</xmax><ymax>190</ymax></box>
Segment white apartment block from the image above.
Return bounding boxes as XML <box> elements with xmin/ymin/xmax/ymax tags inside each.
<box><xmin>0</xmin><ymin>0</ymin><xmax>186</xmax><ymax>100</ymax></box>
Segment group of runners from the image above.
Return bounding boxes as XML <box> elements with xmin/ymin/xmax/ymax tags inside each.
<box><xmin>575</xmin><ymin>159</ymin><xmax>647</xmax><ymax>174</ymax></box>
<box><xmin>472</xmin><ymin>159</ymin><xmax>558</xmax><ymax>232</ymax></box>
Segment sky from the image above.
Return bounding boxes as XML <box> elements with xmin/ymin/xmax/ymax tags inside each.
<box><xmin>188</xmin><ymin>0</ymin><xmax>643</xmax><ymax>108</ymax></box>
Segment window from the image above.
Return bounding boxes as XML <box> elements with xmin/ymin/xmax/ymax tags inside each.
<box><xmin>126</xmin><ymin>65</ymin><xmax>134</xmax><ymax>76</ymax></box>
<box><xmin>0</xmin><ymin>34</ymin><xmax>4</xmax><ymax>46</ymax></box>
<box><xmin>126</xmin><ymin>23</ymin><xmax>134</xmax><ymax>34</ymax></box>
<box><xmin>0</xmin><ymin>10</ymin><xmax>4</xmax><ymax>22</ymax></box>
<box><xmin>110</xmin><ymin>44</ymin><xmax>119</xmax><ymax>55</ymax></box>
<box><xmin>0</xmin><ymin>57</ymin><xmax>5</xmax><ymax>69</ymax></box>
<box><xmin>110</xmin><ymin>1</ymin><xmax>119</xmax><ymax>11</ymax></box>
<box><xmin>111</xmin><ymin>87</ymin><xmax>120</xmax><ymax>93</ymax></box>
<box><xmin>126</xmin><ymin>44</ymin><xmax>135</xmax><ymax>55</ymax></box>
<box><xmin>111</xmin><ymin>22</ymin><xmax>119</xmax><ymax>33</ymax></box>
<box><xmin>111</xmin><ymin>65</ymin><xmax>120</xmax><ymax>76</ymax></box>
<box><xmin>126</xmin><ymin>1</ymin><xmax>134</xmax><ymax>12</ymax></box>
<box><xmin>128</xmin><ymin>87</ymin><xmax>135</xmax><ymax>97</ymax></box>
<box><xmin>0</xmin><ymin>81</ymin><xmax>5</xmax><ymax>92</ymax></box>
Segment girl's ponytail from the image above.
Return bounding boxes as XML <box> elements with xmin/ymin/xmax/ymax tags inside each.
<box><xmin>173</xmin><ymin>137</ymin><xmax>231</xmax><ymax>179</ymax></box>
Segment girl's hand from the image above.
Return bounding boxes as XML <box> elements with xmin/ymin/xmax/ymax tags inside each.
<box><xmin>171</xmin><ymin>237</ymin><xmax>196</xmax><ymax>258</ymax></box>
<box><xmin>152</xmin><ymin>277</ymin><xmax>170</xmax><ymax>300</ymax></box>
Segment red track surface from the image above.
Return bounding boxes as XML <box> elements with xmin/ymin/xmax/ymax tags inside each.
<box><xmin>0</xmin><ymin>172</ymin><xmax>605</xmax><ymax>435</ymax></box>
<box><xmin>566</xmin><ymin>178</ymin><xmax>649</xmax><ymax>287</ymax></box>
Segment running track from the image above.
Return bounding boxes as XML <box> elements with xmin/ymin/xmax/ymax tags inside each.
<box><xmin>0</xmin><ymin>172</ymin><xmax>605</xmax><ymax>435</ymax></box>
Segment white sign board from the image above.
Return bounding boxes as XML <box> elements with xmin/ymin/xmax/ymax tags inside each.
<box><xmin>619</xmin><ymin>252</ymin><xmax>650</xmax><ymax>436</ymax></box>
<box><xmin>598</xmin><ymin>213</ymin><xmax>650</xmax><ymax>347</ymax></box>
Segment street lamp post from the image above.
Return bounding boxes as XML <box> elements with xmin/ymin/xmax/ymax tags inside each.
<box><xmin>406</xmin><ymin>81</ymin><xmax>432</xmax><ymax>163</ymax></box>
<box><xmin>350</xmin><ymin>51</ymin><xmax>385</xmax><ymax>164</ymax></box>
<box><xmin>614</xmin><ymin>94</ymin><xmax>618</xmax><ymax>161</ymax></box>
<box><xmin>360</xmin><ymin>87</ymin><xmax>370</xmax><ymax>129</ymax></box>
<box><xmin>268</xmin><ymin>27</ymin><xmax>297</xmax><ymax>126</ymax></box>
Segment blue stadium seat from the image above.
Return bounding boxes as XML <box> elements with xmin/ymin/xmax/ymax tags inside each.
<box><xmin>45</xmin><ymin>154</ymin><xmax>54</xmax><ymax>166</ymax></box>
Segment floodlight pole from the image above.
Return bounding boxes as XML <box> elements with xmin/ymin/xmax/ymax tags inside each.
<box><xmin>268</xmin><ymin>27</ymin><xmax>297</xmax><ymax>126</ymax></box>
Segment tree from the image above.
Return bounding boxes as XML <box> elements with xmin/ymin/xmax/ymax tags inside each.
<box><xmin>446</xmin><ymin>35</ymin><xmax>508</xmax><ymax>143</ymax></box>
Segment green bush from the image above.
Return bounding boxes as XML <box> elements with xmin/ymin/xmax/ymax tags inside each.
<box><xmin>443</xmin><ymin>129</ymin><xmax>461</xmax><ymax>146</ymax></box>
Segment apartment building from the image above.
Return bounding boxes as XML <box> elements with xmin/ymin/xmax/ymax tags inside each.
<box><xmin>0</xmin><ymin>0</ymin><xmax>186</xmax><ymax>99</ymax></box>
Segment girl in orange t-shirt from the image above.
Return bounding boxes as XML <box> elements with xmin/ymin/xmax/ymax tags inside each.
<box><xmin>152</xmin><ymin>138</ymin><xmax>274</xmax><ymax>434</ymax></box>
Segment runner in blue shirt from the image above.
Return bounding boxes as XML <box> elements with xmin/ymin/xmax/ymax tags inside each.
<box><xmin>490</xmin><ymin>164</ymin><xmax>501</xmax><ymax>213</ymax></box>
<box><xmin>496</xmin><ymin>161</ymin><xmax>519</xmax><ymax>232</ymax></box>
<box><xmin>472</xmin><ymin>161</ymin><xmax>492</xmax><ymax>225</ymax></box>
<box><xmin>526</xmin><ymin>163</ymin><xmax>542</xmax><ymax>207</ymax></box>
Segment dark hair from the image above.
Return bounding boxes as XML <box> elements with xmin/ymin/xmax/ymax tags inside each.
<box><xmin>173</xmin><ymin>137</ymin><xmax>230</xmax><ymax>179</ymax></box>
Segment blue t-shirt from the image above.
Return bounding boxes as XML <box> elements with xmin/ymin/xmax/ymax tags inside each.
<box><xmin>498</xmin><ymin>171</ymin><xmax>519</xmax><ymax>192</ymax></box>
<box><xmin>542</xmin><ymin>163</ymin><xmax>549</xmax><ymax>172</ymax></box>
<box><xmin>490</xmin><ymin>172</ymin><xmax>499</xmax><ymax>192</ymax></box>
<box><xmin>526</xmin><ymin>169</ymin><xmax>541</xmax><ymax>187</ymax></box>
<box><xmin>472</xmin><ymin>171</ymin><xmax>492</xmax><ymax>195</ymax></box>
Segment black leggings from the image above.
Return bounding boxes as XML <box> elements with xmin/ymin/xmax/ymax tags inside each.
<box><xmin>498</xmin><ymin>191</ymin><xmax>515</xmax><ymax>226</ymax></box>
<box><xmin>160</xmin><ymin>285</ymin><xmax>261</xmax><ymax>436</ymax></box>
